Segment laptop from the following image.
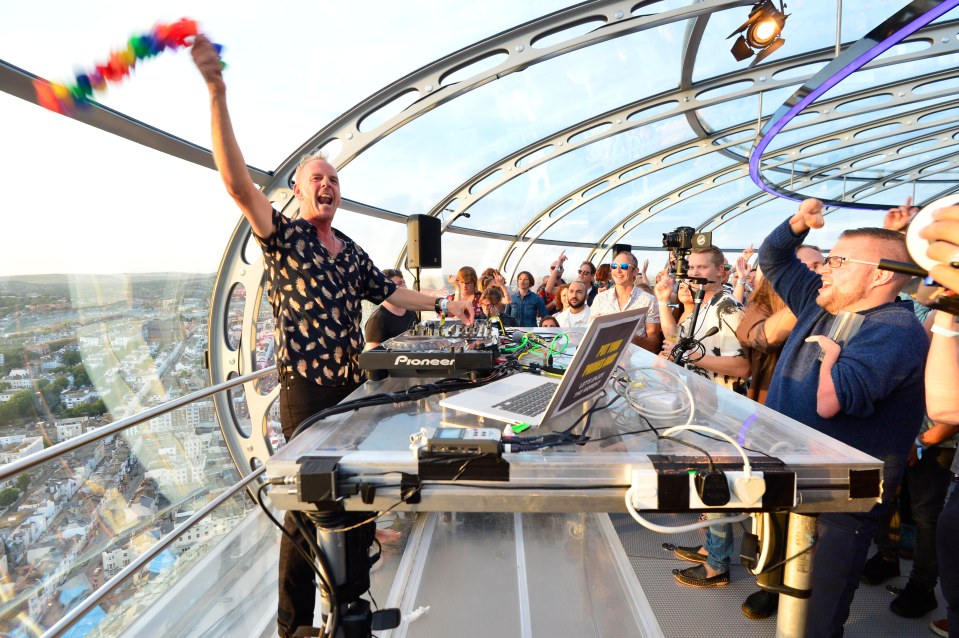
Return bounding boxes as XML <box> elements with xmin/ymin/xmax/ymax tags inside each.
<box><xmin>439</xmin><ymin>309</ymin><xmax>644</xmax><ymax>427</ymax></box>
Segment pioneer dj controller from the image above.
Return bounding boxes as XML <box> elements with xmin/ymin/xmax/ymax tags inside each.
<box><xmin>359</xmin><ymin>320</ymin><xmax>500</xmax><ymax>378</ymax></box>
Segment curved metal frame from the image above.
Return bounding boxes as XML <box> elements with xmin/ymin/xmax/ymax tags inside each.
<box><xmin>748</xmin><ymin>0</ymin><xmax>959</xmax><ymax>208</ymax></box>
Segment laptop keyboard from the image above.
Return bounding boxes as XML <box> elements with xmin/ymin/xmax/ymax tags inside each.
<box><xmin>492</xmin><ymin>381</ymin><xmax>557</xmax><ymax>417</ymax></box>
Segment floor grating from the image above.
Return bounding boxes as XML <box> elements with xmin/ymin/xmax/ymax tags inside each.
<box><xmin>611</xmin><ymin>512</ymin><xmax>945</xmax><ymax>638</ymax></box>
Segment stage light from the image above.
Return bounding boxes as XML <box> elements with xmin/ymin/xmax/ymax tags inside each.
<box><xmin>728</xmin><ymin>0</ymin><xmax>789</xmax><ymax>66</ymax></box>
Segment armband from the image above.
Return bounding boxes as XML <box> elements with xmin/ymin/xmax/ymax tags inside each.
<box><xmin>434</xmin><ymin>298</ymin><xmax>444</xmax><ymax>314</ymax></box>
<box><xmin>931</xmin><ymin>325</ymin><xmax>959</xmax><ymax>338</ymax></box>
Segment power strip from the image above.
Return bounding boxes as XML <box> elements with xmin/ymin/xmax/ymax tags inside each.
<box><xmin>629</xmin><ymin>468</ymin><xmax>771</xmax><ymax>510</ymax></box>
<box><xmin>688</xmin><ymin>470</ymin><xmax>765</xmax><ymax>509</ymax></box>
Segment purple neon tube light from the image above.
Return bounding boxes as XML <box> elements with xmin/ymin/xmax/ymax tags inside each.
<box><xmin>748</xmin><ymin>0</ymin><xmax>959</xmax><ymax>209</ymax></box>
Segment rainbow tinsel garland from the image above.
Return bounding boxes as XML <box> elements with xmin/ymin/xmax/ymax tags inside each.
<box><xmin>33</xmin><ymin>18</ymin><xmax>220</xmax><ymax>115</ymax></box>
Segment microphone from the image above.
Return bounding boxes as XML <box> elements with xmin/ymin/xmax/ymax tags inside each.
<box><xmin>701</xmin><ymin>326</ymin><xmax>720</xmax><ymax>339</ymax></box>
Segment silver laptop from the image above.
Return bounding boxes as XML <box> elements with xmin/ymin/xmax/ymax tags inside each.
<box><xmin>439</xmin><ymin>309</ymin><xmax>644</xmax><ymax>427</ymax></box>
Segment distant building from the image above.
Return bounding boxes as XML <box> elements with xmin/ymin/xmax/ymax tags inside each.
<box><xmin>55</xmin><ymin>417</ymin><xmax>93</xmax><ymax>442</ymax></box>
<box><xmin>60</xmin><ymin>389</ymin><xmax>100</xmax><ymax>410</ymax></box>
<box><xmin>0</xmin><ymin>436</ymin><xmax>43</xmax><ymax>464</ymax></box>
<box><xmin>101</xmin><ymin>544</ymin><xmax>136</xmax><ymax>576</ymax></box>
<box><xmin>3</xmin><ymin>370</ymin><xmax>32</xmax><ymax>390</ymax></box>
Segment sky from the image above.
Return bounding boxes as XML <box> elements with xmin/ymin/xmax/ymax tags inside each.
<box><xmin>0</xmin><ymin>0</ymin><xmax>571</xmax><ymax>276</ymax></box>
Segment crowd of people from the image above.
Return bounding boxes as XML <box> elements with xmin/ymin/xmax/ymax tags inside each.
<box><xmin>369</xmin><ymin>198</ymin><xmax>959</xmax><ymax>637</ymax></box>
<box><xmin>192</xmin><ymin>32</ymin><xmax>959</xmax><ymax>638</ymax></box>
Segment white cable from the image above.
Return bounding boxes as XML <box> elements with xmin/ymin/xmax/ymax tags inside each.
<box><xmin>661</xmin><ymin>423</ymin><xmax>751</xmax><ymax>478</ymax></box>
<box><xmin>624</xmin><ymin>487</ymin><xmax>749</xmax><ymax>533</ymax></box>
<box><xmin>621</xmin><ymin>365</ymin><xmax>696</xmax><ymax>426</ymax></box>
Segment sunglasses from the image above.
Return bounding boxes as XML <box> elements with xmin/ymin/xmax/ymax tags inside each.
<box><xmin>577</xmin><ymin>269</ymin><xmax>593</xmax><ymax>276</ymax></box>
<box><xmin>609</xmin><ymin>263</ymin><xmax>633</xmax><ymax>270</ymax></box>
<box><xmin>383</xmin><ymin>269</ymin><xmax>402</xmax><ymax>278</ymax></box>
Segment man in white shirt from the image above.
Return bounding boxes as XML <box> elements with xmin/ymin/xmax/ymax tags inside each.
<box><xmin>589</xmin><ymin>251</ymin><xmax>662</xmax><ymax>352</ymax></box>
<box><xmin>554</xmin><ymin>281</ymin><xmax>591</xmax><ymax>328</ymax></box>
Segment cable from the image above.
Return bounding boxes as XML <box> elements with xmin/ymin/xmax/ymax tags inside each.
<box><xmin>289</xmin><ymin>363</ymin><xmax>514</xmax><ymax>439</ymax></box>
<box><xmin>624</xmin><ymin>487</ymin><xmax>750</xmax><ymax>533</ymax></box>
<box><xmin>256</xmin><ymin>482</ymin><xmax>337</xmax><ymax>638</ymax></box>
<box><xmin>619</xmin><ymin>365</ymin><xmax>696</xmax><ymax>426</ymax></box>
<box><xmin>661</xmin><ymin>424</ymin><xmax>752</xmax><ymax>478</ymax></box>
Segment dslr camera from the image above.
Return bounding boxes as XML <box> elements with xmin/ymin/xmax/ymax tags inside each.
<box><xmin>663</xmin><ymin>226</ymin><xmax>712</xmax><ymax>279</ymax></box>
<box><xmin>662</xmin><ymin>226</ymin><xmax>712</xmax><ymax>253</ymax></box>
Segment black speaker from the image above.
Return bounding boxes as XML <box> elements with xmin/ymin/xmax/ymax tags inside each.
<box><xmin>407</xmin><ymin>215</ymin><xmax>442</xmax><ymax>269</ymax></box>
<box><xmin>611</xmin><ymin>243</ymin><xmax>632</xmax><ymax>256</ymax></box>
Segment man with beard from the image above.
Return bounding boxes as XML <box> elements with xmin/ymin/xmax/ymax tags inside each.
<box><xmin>554</xmin><ymin>281</ymin><xmax>591</xmax><ymax>328</ymax></box>
<box><xmin>749</xmin><ymin>198</ymin><xmax>927</xmax><ymax>636</ymax></box>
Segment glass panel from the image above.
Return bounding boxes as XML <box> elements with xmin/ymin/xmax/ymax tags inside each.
<box><xmin>540</xmin><ymin>154</ymin><xmax>738</xmax><ymax>241</ymax></box>
<box><xmin>0</xmin><ymin>400</ymin><xmax>246</xmax><ymax>636</ymax></box>
<box><xmin>696</xmin><ymin>85</ymin><xmax>797</xmax><ymax>133</ymax></box>
<box><xmin>459</xmin><ymin>116</ymin><xmax>696</xmax><ymax>235</ymax></box>
<box><xmin>340</xmin><ymin>19</ymin><xmax>689</xmax><ymax>220</ymax></box>
<box><xmin>0</xmin><ymin>1</ymin><xmax>576</xmax><ymax>169</ymax></box>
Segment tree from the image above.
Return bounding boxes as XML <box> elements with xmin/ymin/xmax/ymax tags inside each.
<box><xmin>15</xmin><ymin>474</ymin><xmax>29</xmax><ymax>492</ymax></box>
<box><xmin>0</xmin><ymin>488</ymin><xmax>20</xmax><ymax>508</ymax></box>
<box><xmin>61</xmin><ymin>349</ymin><xmax>82</xmax><ymax>367</ymax></box>
<box><xmin>70</xmin><ymin>366</ymin><xmax>91</xmax><ymax>388</ymax></box>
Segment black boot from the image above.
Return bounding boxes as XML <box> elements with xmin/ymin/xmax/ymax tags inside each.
<box><xmin>890</xmin><ymin>580</ymin><xmax>938</xmax><ymax>618</ymax></box>
<box><xmin>859</xmin><ymin>551</ymin><xmax>900</xmax><ymax>585</ymax></box>
<box><xmin>742</xmin><ymin>589</ymin><xmax>779</xmax><ymax>619</ymax></box>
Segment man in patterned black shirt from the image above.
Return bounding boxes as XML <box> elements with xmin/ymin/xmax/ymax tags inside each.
<box><xmin>192</xmin><ymin>36</ymin><xmax>473</xmax><ymax>638</ymax></box>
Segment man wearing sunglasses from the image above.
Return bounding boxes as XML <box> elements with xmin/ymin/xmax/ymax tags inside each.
<box><xmin>746</xmin><ymin>198</ymin><xmax>927</xmax><ymax>636</ymax></box>
<box><xmin>589</xmin><ymin>251</ymin><xmax>662</xmax><ymax>352</ymax></box>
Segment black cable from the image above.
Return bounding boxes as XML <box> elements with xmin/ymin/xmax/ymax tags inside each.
<box><xmin>678</xmin><ymin>430</ymin><xmax>785</xmax><ymax>464</ymax></box>
<box><xmin>421</xmin><ymin>481</ymin><xmax>629</xmax><ymax>490</ymax></box>
<box><xmin>256</xmin><ymin>482</ymin><xmax>330</xmax><ymax>589</ymax></box>
<box><xmin>289</xmin><ymin>362</ymin><xmax>515</xmax><ymax>440</ymax></box>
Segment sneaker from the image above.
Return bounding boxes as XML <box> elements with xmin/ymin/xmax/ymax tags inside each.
<box><xmin>930</xmin><ymin>618</ymin><xmax>948</xmax><ymax>637</ymax></box>
<box><xmin>860</xmin><ymin>551</ymin><xmax>900</xmax><ymax>585</ymax></box>
<box><xmin>672</xmin><ymin>564</ymin><xmax>730</xmax><ymax>588</ymax></box>
<box><xmin>890</xmin><ymin>579</ymin><xmax>937</xmax><ymax>618</ymax></box>
<box><xmin>742</xmin><ymin>589</ymin><xmax>779</xmax><ymax>620</ymax></box>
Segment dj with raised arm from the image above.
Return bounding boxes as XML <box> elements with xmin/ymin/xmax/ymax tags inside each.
<box><xmin>191</xmin><ymin>34</ymin><xmax>472</xmax><ymax>638</ymax></box>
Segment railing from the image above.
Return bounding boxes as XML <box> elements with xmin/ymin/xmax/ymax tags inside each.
<box><xmin>42</xmin><ymin>467</ymin><xmax>265</xmax><ymax>638</ymax></box>
<box><xmin>0</xmin><ymin>366</ymin><xmax>279</xmax><ymax>638</ymax></box>
<box><xmin>0</xmin><ymin>367</ymin><xmax>275</xmax><ymax>483</ymax></box>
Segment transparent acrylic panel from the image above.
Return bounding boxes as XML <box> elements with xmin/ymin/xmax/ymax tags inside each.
<box><xmin>339</xmin><ymin>19</ymin><xmax>689</xmax><ymax>222</ymax></box>
<box><xmin>540</xmin><ymin>154</ymin><xmax>738</xmax><ymax>242</ymax></box>
<box><xmin>461</xmin><ymin>117</ymin><xmax>697</xmax><ymax>235</ymax></box>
